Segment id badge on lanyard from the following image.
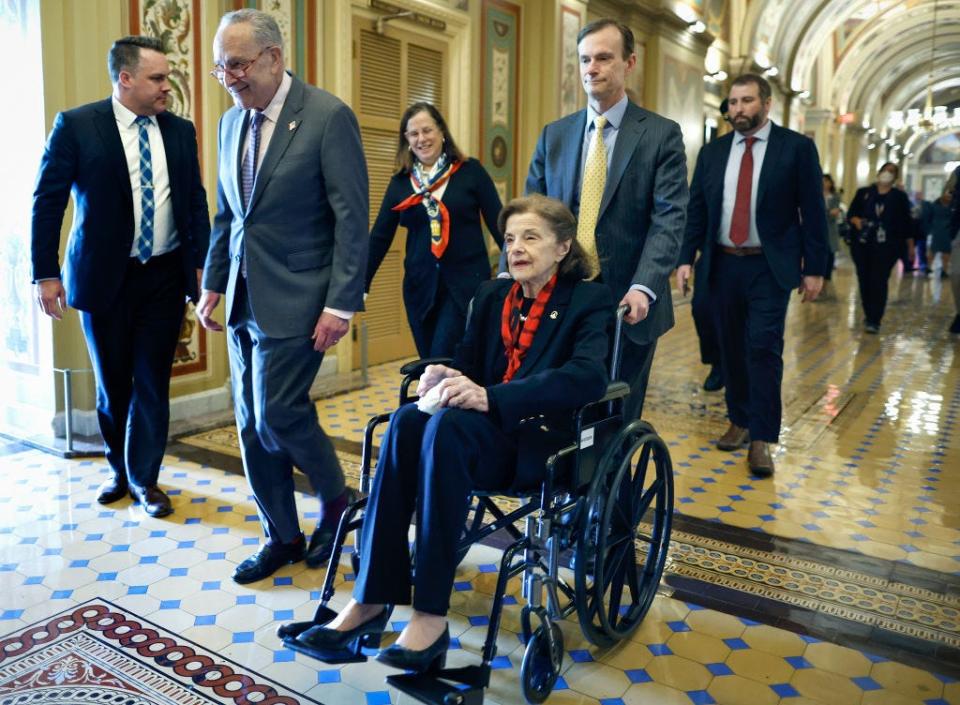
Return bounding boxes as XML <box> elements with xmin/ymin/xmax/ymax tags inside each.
<box><xmin>875</xmin><ymin>201</ymin><xmax>886</xmax><ymax>244</ymax></box>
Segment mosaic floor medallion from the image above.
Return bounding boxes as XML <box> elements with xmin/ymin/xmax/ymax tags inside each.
<box><xmin>0</xmin><ymin>600</ymin><xmax>317</xmax><ymax>705</ymax></box>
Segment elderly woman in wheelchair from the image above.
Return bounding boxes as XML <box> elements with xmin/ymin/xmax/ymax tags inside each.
<box><xmin>289</xmin><ymin>193</ymin><xmax>613</xmax><ymax>670</ymax></box>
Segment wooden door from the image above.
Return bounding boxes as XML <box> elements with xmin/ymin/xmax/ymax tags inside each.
<box><xmin>351</xmin><ymin>18</ymin><xmax>447</xmax><ymax>368</ymax></box>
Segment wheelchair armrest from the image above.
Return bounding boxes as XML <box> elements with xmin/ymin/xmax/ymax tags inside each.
<box><xmin>399</xmin><ymin>357</ymin><xmax>454</xmax><ymax>377</ymax></box>
<box><xmin>598</xmin><ymin>381</ymin><xmax>630</xmax><ymax>403</ymax></box>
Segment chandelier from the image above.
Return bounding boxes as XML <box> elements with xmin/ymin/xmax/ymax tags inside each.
<box><xmin>885</xmin><ymin>0</ymin><xmax>957</xmax><ymax>134</ymax></box>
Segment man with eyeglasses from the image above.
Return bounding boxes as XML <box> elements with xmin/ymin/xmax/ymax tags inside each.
<box><xmin>196</xmin><ymin>9</ymin><xmax>369</xmax><ymax>584</ymax></box>
<box><xmin>31</xmin><ymin>36</ymin><xmax>210</xmax><ymax>518</ymax></box>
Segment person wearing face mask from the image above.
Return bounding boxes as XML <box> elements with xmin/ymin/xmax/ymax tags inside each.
<box><xmin>366</xmin><ymin>103</ymin><xmax>503</xmax><ymax>358</ymax></box>
<box><xmin>847</xmin><ymin>163</ymin><xmax>914</xmax><ymax>334</ymax></box>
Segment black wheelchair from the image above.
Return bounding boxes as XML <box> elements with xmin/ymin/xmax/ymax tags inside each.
<box><xmin>278</xmin><ymin>307</ymin><xmax>674</xmax><ymax>705</ymax></box>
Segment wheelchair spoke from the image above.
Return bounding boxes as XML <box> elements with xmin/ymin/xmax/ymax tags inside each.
<box><xmin>624</xmin><ymin>545</ymin><xmax>641</xmax><ymax>603</ymax></box>
<box><xmin>633</xmin><ymin>479</ymin><xmax>662</xmax><ymax>524</ymax></box>
<box><xmin>606</xmin><ymin>564</ymin><xmax>626</xmax><ymax>627</ymax></box>
<box><xmin>600</xmin><ymin>540</ymin><xmax>630</xmax><ymax>594</ymax></box>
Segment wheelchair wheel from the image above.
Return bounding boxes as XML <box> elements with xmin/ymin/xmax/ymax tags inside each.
<box><xmin>574</xmin><ymin>421</ymin><xmax>673</xmax><ymax>647</ymax></box>
<box><xmin>519</xmin><ymin>620</ymin><xmax>563</xmax><ymax>704</ymax></box>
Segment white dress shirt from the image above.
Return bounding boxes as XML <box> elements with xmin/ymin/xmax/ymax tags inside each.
<box><xmin>242</xmin><ymin>73</ymin><xmax>353</xmax><ymax>321</ymax></box>
<box><xmin>718</xmin><ymin>119</ymin><xmax>772</xmax><ymax>248</ymax></box>
<box><xmin>113</xmin><ymin>97</ymin><xmax>177</xmax><ymax>258</ymax></box>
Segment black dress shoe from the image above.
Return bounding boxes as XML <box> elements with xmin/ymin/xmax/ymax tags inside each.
<box><xmin>306</xmin><ymin>488</ymin><xmax>358</xmax><ymax>568</ymax></box>
<box><xmin>96</xmin><ymin>474</ymin><xmax>128</xmax><ymax>504</ymax></box>
<box><xmin>293</xmin><ymin>606</ymin><xmax>392</xmax><ymax>653</ymax></box>
<box><xmin>129</xmin><ymin>485</ymin><xmax>173</xmax><ymax>517</ymax></box>
<box><xmin>702</xmin><ymin>365</ymin><xmax>724</xmax><ymax>392</ymax></box>
<box><xmin>233</xmin><ymin>537</ymin><xmax>305</xmax><ymax>584</ymax></box>
<box><xmin>376</xmin><ymin>626</ymin><xmax>449</xmax><ymax>673</ymax></box>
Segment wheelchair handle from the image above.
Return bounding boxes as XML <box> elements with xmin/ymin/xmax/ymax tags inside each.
<box><xmin>610</xmin><ymin>303</ymin><xmax>629</xmax><ymax>379</ymax></box>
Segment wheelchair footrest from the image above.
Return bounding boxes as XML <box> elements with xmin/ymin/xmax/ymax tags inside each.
<box><xmin>282</xmin><ymin>635</ymin><xmax>371</xmax><ymax>664</ymax></box>
<box><xmin>386</xmin><ymin>665</ymin><xmax>489</xmax><ymax>705</ymax></box>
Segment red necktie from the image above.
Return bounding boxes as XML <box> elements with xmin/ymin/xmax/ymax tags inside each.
<box><xmin>729</xmin><ymin>136</ymin><xmax>757</xmax><ymax>247</ymax></box>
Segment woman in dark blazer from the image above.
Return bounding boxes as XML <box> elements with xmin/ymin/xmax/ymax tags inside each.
<box><xmin>294</xmin><ymin>194</ymin><xmax>613</xmax><ymax>671</ymax></box>
<box><xmin>366</xmin><ymin>102</ymin><xmax>504</xmax><ymax>357</ymax></box>
<box><xmin>847</xmin><ymin>162</ymin><xmax>914</xmax><ymax>333</ymax></box>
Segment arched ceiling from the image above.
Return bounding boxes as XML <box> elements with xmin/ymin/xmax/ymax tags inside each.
<box><xmin>739</xmin><ymin>0</ymin><xmax>960</xmax><ymax>128</ymax></box>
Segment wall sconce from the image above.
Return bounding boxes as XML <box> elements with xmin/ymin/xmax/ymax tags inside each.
<box><xmin>703</xmin><ymin>70</ymin><xmax>727</xmax><ymax>82</ymax></box>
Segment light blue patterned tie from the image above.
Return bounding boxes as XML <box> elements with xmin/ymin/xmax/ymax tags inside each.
<box><xmin>241</xmin><ymin>110</ymin><xmax>265</xmax><ymax>212</ymax></box>
<box><xmin>134</xmin><ymin>116</ymin><xmax>154</xmax><ymax>263</ymax></box>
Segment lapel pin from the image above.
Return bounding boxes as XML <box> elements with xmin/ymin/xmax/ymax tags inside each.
<box><xmin>549</xmin><ymin>310</ymin><xmax>558</xmax><ymax>319</ymax></box>
<box><xmin>288</xmin><ymin>120</ymin><xmax>298</xmax><ymax>131</ymax></box>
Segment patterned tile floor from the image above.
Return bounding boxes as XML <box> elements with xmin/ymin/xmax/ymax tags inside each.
<box><xmin>3</xmin><ymin>260</ymin><xmax>960</xmax><ymax>704</ymax></box>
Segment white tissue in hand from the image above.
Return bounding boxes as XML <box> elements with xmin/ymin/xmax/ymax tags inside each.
<box><xmin>416</xmin><ymin>383</ymin><xmax>443</xmax><ymax>415</ymax></box>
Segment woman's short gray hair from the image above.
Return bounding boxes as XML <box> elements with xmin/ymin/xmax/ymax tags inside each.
<box><xmin>218</xmin><ymin>9</ymin><xmax>283</xmax><ymax>52</ymax></box>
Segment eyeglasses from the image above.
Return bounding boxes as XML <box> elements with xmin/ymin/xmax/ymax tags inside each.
<box><xmin>404</xmin><ymin>125</ymin><xmax>437</xmax><ymax>141</ymax></box>
<box><xmin>210</xmin><ymin>47</ymin><xmax>274</xmax><ymax>81</ymax></box>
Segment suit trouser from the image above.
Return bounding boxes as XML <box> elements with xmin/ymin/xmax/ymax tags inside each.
<box><xmin>79</xmin><ymin>249</ymin><xmax>184</xmax><ymax>488</ymax></box>
<box><xmin>227</xmin><ymin>277</ymin><xmax>345</xmax><ymax>543</ymax></box>
<box><xmin>951</xmin><ymin>239</ymin><xmax>960</xmax><ymax>314</ymax></box>
<box><xmin>691</xmin><ymin>288</ymin><xmax>721</xmax><ymax>368</ymax></box>
<box><xmin>692</xmin><ymin>259</ymin><xmax>721</xmax><ymax>367</ymax></box>
<box><xmin>850</xmin><ymin>239</ymin><xmax>898</xmax><ymax>326</ymax></box>
<box><xmin>617</xmin><ymin>336</ymin><xmax>657</xmax><ymax>423</ymax></box>
<box><xmin>712</xmin><ymin>252</ymin><xmax>790</xmax><ymax>443</ymax></box>
<box><xmin>408</xmin><ymin>284</ymin><xmax>466</xmax><ymax>359</ymax></box>
<box><xmin>354</xmin><ymin>404</ymin><xmax>515</xmax><ymax>616</ymax></box>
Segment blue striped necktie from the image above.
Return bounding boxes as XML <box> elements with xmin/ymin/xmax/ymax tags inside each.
<box><xmin>134</xmin><ymin>116</ymin><xmax>154</xmax><ymax>263</ymax></box>
<box><xmin>241</xmin><ymin>110</ymin><xmax>265</xmax><ymax>211</ymax></box>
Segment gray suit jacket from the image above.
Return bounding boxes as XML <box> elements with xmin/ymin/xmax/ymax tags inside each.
<box><xmin>526</xmin><ymin>101</ymin><xmax>688</xmax><ymax>344</ymax></box>
<box><xmin>203</xmin><ymin>74</ymin><xmax>369</xmax><ymax>338</ymax></box>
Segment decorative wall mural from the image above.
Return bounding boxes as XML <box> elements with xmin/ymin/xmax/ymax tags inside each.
<box><xmin>138</xmin><ymin>0</ymin><xmax>195</xmax><ymax>120</ymax></box>
<box><xmin>251</xmin><ymin>0</ymin><xmax>318</xmax><ymax>84</ymax></box>
<box><xmin>262</xmin><ymin>0</ymin><xmax>294</xmax><ymax>62</ymax></box>
<box><xmin>481</xmin><ymin>0</ymin><xmax>520</xmax><ymax>201</ymax></box>
<box><xmin>662</xmin><ymin>55</ymin><xmax>704</xmax><ymax>170</ymax></box>
<box><xmin>131</xmin><ymin>0</ymin><xmax>207</xmax><ymax>378</ymax></box>
<box><xmin>560</xmin><ymin>5</ymin><xmax>582</xmax><ymax>117</ymax></box>
<box><xmin>705</xmin><ymin>0</ymin><xmax>726</xmax><ymax>38</ymax></box>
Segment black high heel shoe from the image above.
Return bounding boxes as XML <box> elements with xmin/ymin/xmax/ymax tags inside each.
<box><xmin>285</xmin><ymin>605</ymin><xmax>392</xmax><ymax>664</ymax></box>
<box><xmin>375</xmin><ymin>625</ymin><xmax>449</xmax><ymax>673</ymax></box>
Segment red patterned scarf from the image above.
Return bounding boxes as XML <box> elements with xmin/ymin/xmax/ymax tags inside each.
<box><xmin>500</xmin><ymin>274</ymin><xmax>558</xmax><ymax>382</ymax></box>
<box><xmin>391</xmin><ymin>159</ymin><xmax>463</xmax><ymax>259</ymax></box>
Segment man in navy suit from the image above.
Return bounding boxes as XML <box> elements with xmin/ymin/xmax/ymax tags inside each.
<box><xmin>525</xmin><ymin>19</ymin><xmax>688</xmax><ymax>422</ymax></box>
<box><xmin>678</xmin><ymin>74</ymin><xmax>827</xmax><ymax>477</ymax></box>
<box><xmin>32</xmin><ymin>36</ymin><xmax>210</xmax><ymax>515</ymax></box>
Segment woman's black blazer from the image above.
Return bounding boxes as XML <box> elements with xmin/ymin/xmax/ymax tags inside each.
<box><xmin>366</xmin><ymin>157</ymin><xmax>503</xmax><ymax>322</ymax></box>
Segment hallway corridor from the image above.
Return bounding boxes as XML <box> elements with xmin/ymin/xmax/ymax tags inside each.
<box><xmin>1</xmin><ymin>259</ymin><xmax>958</xmax><ymax>705</ymax></box>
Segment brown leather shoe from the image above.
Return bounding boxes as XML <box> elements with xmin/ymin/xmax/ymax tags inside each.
<box><xmin>748</xmin><ymin>441</ymin><xmax>775</xmax><ymax>478</ymax></box>
<box><xmin>96</xmin><ymin>473</ymin><xmax>128</xmax><ymax>504</ymax></box>
<box><xmin>716</xmin><ymin>423</ymin><xmax>749</xmax><ymax>451</ymax></box>
<box><xmin>130</xmin><ymin>485</ymin><xmax>173</xmax><ymax>518</ymax></box>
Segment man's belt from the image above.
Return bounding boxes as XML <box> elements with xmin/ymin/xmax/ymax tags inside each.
<box><xmin>719</xmin><ymin>246</ymin><xmax>763</xmax><ymax>256</ymax></box>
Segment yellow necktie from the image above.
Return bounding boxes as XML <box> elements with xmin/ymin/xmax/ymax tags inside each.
<box><xmin>577</xmin><ymin>115</ymin><xmax>607</xmax><ymax>279</ymax></box>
